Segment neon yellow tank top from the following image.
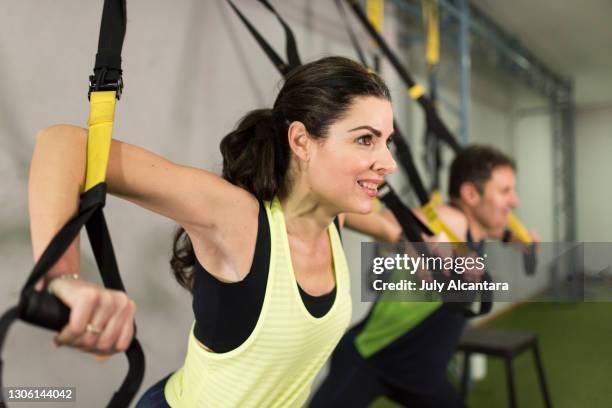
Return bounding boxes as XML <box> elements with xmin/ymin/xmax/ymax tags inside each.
<box><xmin>164</xmin><ymin>197</ymin><xmax>352</xmax><ymax>407</ymax></box>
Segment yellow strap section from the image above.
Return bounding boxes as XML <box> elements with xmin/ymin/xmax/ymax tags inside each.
<box><xmin>372</xmin><ymin>197</ymin><xmax>382</xmax><ymax>213</ymax></box>
<box><xmin>429</xmin><ymin>190</ymin><xmax>443</xmax><ymax>205</ymax></box>
<box><xmin>365</xmin><ymin>0</ymin><xmax>430</xmax><ymax>106</ymax></box>
<box><xmin>422</xmin><ymin>193</ymin><xmax>533</xmax><ymax>245</ymax></box>
<box><xmin>85</xmin><ymin>91</ymin><xmax>117</xmax><ymax>192</ymax></box>
<box><xmin>408</xmin><ymin>84</ymin><xmax>425</xmax><ymax>100</ymax></box>
<box><xmin>507</xmin><ymin>212</ymin><xmax>533</xmax><ymax>244</ymax></box>
<box><xmin>422</xmin><ymin>0</ymin><xmax>440</xmax><ymax>68</ymax></box>
<box><xmin>421</xmin><ymin>191</ymin><xmax>462</xmax><ymax>243</ymax></box>
<box><xmin>366</xmin><ymin>0</ymin><xmax>384</xmax><ymax>33</ymax></box>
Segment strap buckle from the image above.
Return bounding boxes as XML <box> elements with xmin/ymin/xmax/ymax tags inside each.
<box><xmin>88</xmin><ymin>67</ymin><xmax>123</xmax><ymax>100</ymax></box>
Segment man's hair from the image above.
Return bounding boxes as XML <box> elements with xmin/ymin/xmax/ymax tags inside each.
<box><xmin>448</xmin><ymin>145</ymin><xmax>515</xmax><ymax>200</ymax></box>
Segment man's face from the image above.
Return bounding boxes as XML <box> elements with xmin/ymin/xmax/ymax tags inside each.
<box><xmin>470</xmin><ymin>165</ymin><xmax>519</xmax><ymax>231</ymax></box>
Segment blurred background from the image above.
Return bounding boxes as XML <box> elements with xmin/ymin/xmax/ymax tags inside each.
<box><xmin>1</xmin><ymin>0</ymin><xmax>610</xmax><ymax>406</ymax></box>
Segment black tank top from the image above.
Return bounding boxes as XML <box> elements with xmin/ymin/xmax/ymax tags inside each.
<box><xmin>191</xmin><ymin>201</ymin><xmax>337</xmax><ymax>353</ymax></box>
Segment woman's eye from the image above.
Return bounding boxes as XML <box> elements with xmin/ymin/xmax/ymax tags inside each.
<box><xmin>386</xmin><ymin>136</ymin><xmax>394</xmax><ymax>147</ymax></box>
<box><xmin>357</xmin><ymin>135</ymin><xmax>373</xmax><ymax>145</ymax></box>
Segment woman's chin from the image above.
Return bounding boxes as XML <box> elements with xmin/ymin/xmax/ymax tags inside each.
<box><xmin>348</xmin><ymin>198</ymin><xmax>374</xmax><ymax>215</ymax></box>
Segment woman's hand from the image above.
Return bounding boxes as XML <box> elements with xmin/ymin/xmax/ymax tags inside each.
<box><xmin>47</xmin><ymin>277</ymin><xmax>136</xmax><ymax>356</ymax></box>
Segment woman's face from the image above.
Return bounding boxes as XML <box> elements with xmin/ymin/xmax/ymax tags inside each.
<box><xmin>304</xmin><ymin>96</ymin><xmax>396</xmax><ymax>214</ymax></box>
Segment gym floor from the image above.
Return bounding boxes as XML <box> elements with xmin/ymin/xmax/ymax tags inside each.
<box><xmin>372</xmin><ymin>302</ymin><xmax>612</xmax><ymax>408</ymax></box>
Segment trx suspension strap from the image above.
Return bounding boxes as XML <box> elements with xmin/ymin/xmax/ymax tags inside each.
<box><xmin>227</xmin><ymin>0</ymin><xmax>301</xmax><ymax>76</ymax></box>
<box><xmin>0</xmin><ymin>1</ymin><xmax>144</xmax><ymax>407</ymax></box>
<box><xmin>378</xmin><ymin>183</ymin><xmax>492</xmax><ymax>317</ymax></box>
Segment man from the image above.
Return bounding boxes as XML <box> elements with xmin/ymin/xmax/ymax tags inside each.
<box><xmin>311</xmin><ymin>145</ymin><xmax>537</xmax><ymax>408</ymax></box>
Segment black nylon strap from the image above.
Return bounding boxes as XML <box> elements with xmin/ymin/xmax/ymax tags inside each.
<box><xmin>227</xmin><ymin>0</ymin><xmax>301</xmax><ymax>77</ymax></box>
<box><xmin>424</xmin><ymin>124</ymin><xmax>442</xmax><ymax>192</ymax></box>
<box><xmin>0</xmin><ymin>307</ymin><xmax>18</xmax><ymax>399</ymax></box>
<box><xmin>78</xmin><ymin>193</ymin><xmax>145</xmax><ymax>408</ymax></box>
<box><xmin>390</xmin><ymin>125</ymin><xmax>430</xmax><ymax>205</ymax></box>
<box><xmin>377</xmin><ymin>183</ymin><xmax>433</xmax><ymax>242</ymax></box>
<box><xmin>90</xmin><ymin>0</ymin><xmax>127</xmax><ymax>99</ymax></box>
<box><xmin>86</xmin><ymin>208</ymin><xmax>124</xmax><ymax>291</ymax></box>
<box><xmin>78</xmin><ymin>192</ymin><xmax>145</xmax><ymax>408</ymax></box>
<box><xmin>523</xmin><ymin>245</ymin><xmax>537</xmax><ymax>276</ymax></box>
<box><xmin>335</xmin><ymin>0</ymin><xmax>370</xmax><ymax>69</ymax></box>
<box><xmin>94</xmin><ymin>0</ymin><xmax>127</xmax><ymax>71</ymax></box>
<box><xmin>424</xmin><ymin>72</ymin><xmax>443</xmax><ymax>192</ymax></box>
<box><xmin>256</xmin><ymin>0</ymin><xmax>301</xmax><ymax>70</ymax></box>
<box><xmin>500</xmin><ymin>230</ymin><xmax>537</xmax><ymax>275</ymax></box>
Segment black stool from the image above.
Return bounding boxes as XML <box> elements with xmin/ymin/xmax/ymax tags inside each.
<box><xmin>457</xmin><ymin>327</ymin><xmax>552</xmax><ymax>408</ymax></box>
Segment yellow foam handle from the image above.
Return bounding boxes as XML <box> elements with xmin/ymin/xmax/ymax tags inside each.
<box><xmin>507</xmin><ymin>212</ymin><xmax>533</xmax><ymax>244</ymax></box>
<box><xmin>85</xmin><ymin>91</ymin><xmax>117</xmax><ymax>192</ymax></box>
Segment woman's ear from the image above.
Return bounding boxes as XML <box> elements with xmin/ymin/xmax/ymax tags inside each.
<box><xmin>287</xmin><ymin>121</ymin><xmax>311</xmax><ymax>162</ymax></box>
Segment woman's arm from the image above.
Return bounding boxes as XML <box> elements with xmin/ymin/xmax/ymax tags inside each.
<box><xmin>28</xmin><ymin>124</ymin><xmax>257</xmax><ymax>354</ymax></box>
<box><xmin>32</xmin><ymin>125</ymin><xmax>258</xmax><ymax>269</ymax></box>
<box><xmin>29</xmin><ymin>126</ymin><xmax>85</xmax><ymax>284</ymax></box>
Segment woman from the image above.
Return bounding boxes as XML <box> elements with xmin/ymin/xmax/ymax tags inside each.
<box><xmin>29</xmin><ymin>56</ymin><xmax>396</xmax><ymax>407</ymax></box>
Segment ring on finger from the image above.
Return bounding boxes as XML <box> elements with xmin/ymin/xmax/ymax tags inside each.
<box><xmin>86</xmin><ymin>323</ymin><xmax>103</xmax><ymax>336</ymax></box>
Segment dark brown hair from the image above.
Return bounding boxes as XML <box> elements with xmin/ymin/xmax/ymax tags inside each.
<box><xmin>448</xmin><ymin>145</ymin><xmax>516</xmax><ymax>200</ymax></box>
<box><xmin>171</xmin><ymin>56</ymin><xmax>391</xmax><ymax>291</ymax></box>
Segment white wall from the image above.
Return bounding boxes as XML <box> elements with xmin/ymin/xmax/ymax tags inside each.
<box><xmin>575</xmin><ymin>105</ymin><xmax>612</xmax><ymax>242</ymax></box>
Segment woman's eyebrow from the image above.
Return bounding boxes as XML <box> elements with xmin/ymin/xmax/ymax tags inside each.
<box><xmin>348</xmin><ymin>125</ymin><xmax>381</xmax><ymax>136</ymax></box>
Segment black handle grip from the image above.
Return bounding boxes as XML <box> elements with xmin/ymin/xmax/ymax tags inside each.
<box><xmin>18</xmin><ymin>290</ymin><xmax>70</xmax><ymax>332</ymax></box>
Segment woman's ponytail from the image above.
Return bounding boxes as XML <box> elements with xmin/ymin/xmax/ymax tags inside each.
<box><xmin>220</xmin><ymin>108</ymin><xmax>289</xmax><ymax>200</ymax></box>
